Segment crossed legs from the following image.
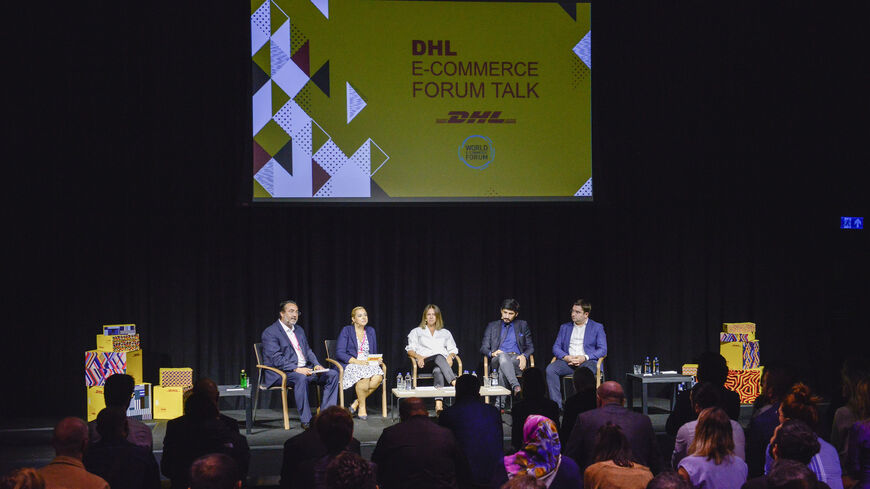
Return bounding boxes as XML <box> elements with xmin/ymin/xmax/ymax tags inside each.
<box><xmin>350</xmin><ymin>375</ymin><xmax>383</xmax><ymax>417</ymax></box>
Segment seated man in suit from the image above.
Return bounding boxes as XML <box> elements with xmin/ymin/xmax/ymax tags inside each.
<box><xmin>545</xmin><ymin>299</ymin><xmax>607</xmax><ymax>409</ymax></box>
<box><xmin>564</xmin><ymin>381</ymin><xmax>662</xmax><ymax>475</ymax></box>
<box><xmin>480</xmin><ymin>298</ymin><xmax>535</xmax><ymax>409</ymax></box>
<box><xmin>262</xmin><ymin>300</ymin><xmax>339</xmax><ymax>429</ymax></box>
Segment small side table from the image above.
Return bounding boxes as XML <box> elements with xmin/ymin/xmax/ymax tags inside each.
<box><xmin>625</xmin><ymin>373</ymin><xmax>694</xmax><ymax>415</ymax></box>
<box><xmin>218</xmin><ymin>385</ymin><xmax>252</xmax><ymax>434</ymax></box>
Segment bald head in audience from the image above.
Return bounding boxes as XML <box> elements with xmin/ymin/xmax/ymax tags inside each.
<box><xmin>53</xmin><ymin>417</ymin><xmax>89</xmax><ymax>458</ymax></box>
<box><xmin>399</xmin><ymin>397</ymin><xmax>428</xmax><ymax>421</ymax></box>
<box><xmin>189</xmin><ymin>454</ymin><xmax>241</xmax><ymax>489</ymax></box>
<box><xmin>597</xmin><ymin>381</ymin><xmax>625</xmax><ymax>407</ymax></box>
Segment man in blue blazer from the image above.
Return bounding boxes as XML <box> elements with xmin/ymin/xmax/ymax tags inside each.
<box><xmin>261</xmin><ymin>300</ymin><xmax>339</xmax><ymax>429</ymax></box>
<box><xmin>480</xmin><ymin>298</ymin><xmax>535</xmax><ymax>408</ymax></box>
<box><xmin>545</xmin><ymin>299</ymin><xmax>607</xmax><ymax>409</ymax></box>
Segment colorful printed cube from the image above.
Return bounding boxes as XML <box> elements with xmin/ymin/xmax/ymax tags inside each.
<box><xmin>84</xmin><ymin>350</ymin><xmax>143</xmax><ymax>386</ymax></box>
<box><xmin>722</xmin><ymin>322</ymin><xmax>756</xmax><ymax>334</ymax></box>
<box><xmin>159</xmin><ymin>368</ymin><xmax>193</xmax><ymax>388</ymax></box>
<box><xmin>725</xmin><ymin>368</ymin><xmax>763</xmax><ymax>404</ymax></box>
<box><xmin>102</xmin><ymin>324</ymin><xmax>137</xmax><ymax>336</ymax></box>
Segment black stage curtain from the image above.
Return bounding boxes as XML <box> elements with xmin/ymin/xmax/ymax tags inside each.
<box><xmin>3</xmin><ymin>2</ymin><xmax>867</xmax><ymax>418</ymax></box>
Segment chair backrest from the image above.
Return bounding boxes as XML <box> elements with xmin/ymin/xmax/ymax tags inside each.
<box><xmin>324</xmin><ymin>339</ymin><xmax>337</xmax><ymax>360</ymax></box>
<box><xmin>253</xmin><ymin>342</ymin><xmax>267</xmax><ymax>389</ymax></box>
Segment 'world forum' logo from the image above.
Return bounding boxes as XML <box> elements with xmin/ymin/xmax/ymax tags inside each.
<box><xmin>459</xmin><ymin>135</ymin><xmax>494</xmax><ymax>170</ymax></box>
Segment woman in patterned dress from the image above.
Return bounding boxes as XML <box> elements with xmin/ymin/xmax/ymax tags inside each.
<box><xmin>336</xmin><ymin>307</ymin><xmax>384</xmax><ymax>420</ymax></box>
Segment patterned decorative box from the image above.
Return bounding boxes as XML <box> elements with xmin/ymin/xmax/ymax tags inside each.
<box><xmin>84</xmin><ymin>350</ymin><xmax>143</xmax><ymax>386</ymax></box>
<box><xmin>720</xmin><ymin>341</ymin><xmax>761</xmax><ymax>370</ymax></box>
<box><xmin>96</xmin><ymin>334</ymin><xmax>140</xmax><ymax>352</ymax></box>
<box><xmin>725</xmin><ymin>368</ymin><xmax>763</xmax><ymax>404</ymax></box>
<box><xmin>102</xmin><ymin>324</ymin><xmax>137</xmax><ymax>336</ymax></box>
<box><xmin>127</xmin><ymin>383</ymin><xmax>152</xmax><ymax>421</ymax></box>
<box><xmin>681</xmin><ymin>364</ymin><xmax>698</xmax><ymax>376</ymax></box>
<box><xmin>719</xmin><ymin>332</ymin><xmax>755</xmax><ymax>343</ymax></box>
<box><xmin>159</xmin><ymin>367</ymin><xmax>193</xmax><ymax>387</ymax></box>
<box><xmin>722</xmin><ymin>322</ymin><xmax>756</xmax><ymax>334</ymax></box>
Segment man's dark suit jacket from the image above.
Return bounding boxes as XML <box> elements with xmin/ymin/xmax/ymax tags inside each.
<box><xmin>439</xmin><ymin>399</ymin><xmax>506</xmax><ymax>489</ymax></box>
<box><xmin>480</xmin><ymin>319</ymin><xmax>534</xmax><ymax>358</ymax></box>
<box><xmin>262</xmin><ymin>320</ymin><xmax>321</xmax><ymax>387</ymax></box>
<box><xmin>564</xmin><ymin>402</ymin><xmax>663</xmax><ymax>475</ymax></box>
<box><xmin>279</xmin><ymin>428</ymin><xmax>361</xmax><ymax>489</ymax></box>
<box><xmin>560</xmin><ymin>389</ymin><xmax>597</xmax><ymax>449</ymax></box>
<box><xmin>161</xmin><ymin>415</ymin><xmax>250</xmax><ymax>489</ymax></box>
<box><xmin>372</xmin><ymin>415</ymin><xmax>471</xmax><ymax>489</ymax></box>
<box><xmin>665</xmin><ymin>385</ymin><xmax>741</xmax><ymax>436</ymax></box>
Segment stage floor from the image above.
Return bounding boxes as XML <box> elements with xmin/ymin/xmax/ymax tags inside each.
<box><xmin>0</xmin><ymin>398</ymin><xmax>757</xmax><ymax>488</ymax></box>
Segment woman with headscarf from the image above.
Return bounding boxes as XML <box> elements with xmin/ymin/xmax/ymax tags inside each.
<box><xmin>504</xmin><ymin>415</ymin><xmax>581</xmax><ymax>489</ymax></box>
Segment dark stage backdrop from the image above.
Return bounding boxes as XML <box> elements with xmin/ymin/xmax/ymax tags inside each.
<box><xmin>4</xmin><ymin>2</ymin><xmax>867</xmax><ymax>418</ymax></box>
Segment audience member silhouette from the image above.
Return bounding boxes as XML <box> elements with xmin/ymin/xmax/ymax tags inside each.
<box><xmin>371</xmin><ymin>397</ymin><xmax>470</xmax><ymax>489</ymax></box>
<box><xmin>0</xmin><ymin>468</ymin><xmax>45</xmax><ymax>489</ymax></box>
<box><xmin>672</xmin><ymin>382</ymin><xmax>745</xmax><ymax>467</ymax></box>
<box><xmin>439</xmin><ymin>374</ymin><xmax>506</xmax><ymax>488</ymax></box>
<box><xmin>189</xmin><ymin>453</ymin><xmax>242</xmax><ymax>489</ymax></box>
<box><xmin>307</xmin><ymin>406</ymin><xmax>357</xmax><ymax>489</ymax></box>
<box><xmin>584</xmin><ymin>422</ymin><xmax>653</xmax><ymax>489</ymax></box>
<box><xmin>677</xmin><ymin>407</ymin><xmax>747</xmax><ymax>489</ymax></box>
<box><xmin>161</xmin><ymin>391</ymin><xmax>250</xmax><ymax>489</ymax></box>
<box><xmin>748</xmin><ymin>364</ymin><xmax>795</xmax><ymax>477</ymax></box>
<box><xmin>511</xmin><ymin>367</ymin><xmax>560</xmax><ymax>450</ymax></box>
<box><xmin>192</xmin><ymin>378</ymin><xmax>244</xmax><ymax>433</ymax></box>
<box><xmin>499</xmin><ymin>474</ymin><xmax>546</xmax><ymax>489</ymax></box>
<box><xmin>762</xmin><ymin>383</ymin><xmax>843</xmax><ymax>489</ymax></box>
<box><xmin>646</xmin><ymin>471</ymin><xmax>691</xmax><ymax>489</ymax></box>
<box><xmin>561</xmin><ymin>367</ymin><xmax>597</xmax><ymax>445</ymax></box>
<box><xmin>565</xmin><ymin>381</ymin><xmax>662</xmax><ymax>474</ymax></box>
<box><xmin>745</xmin><ymin>459</ymin><xmax>831</xmax><ymax>489</ymax></box>
<box><xmin>832</xmin><ymin>358</ymin><xmax>870</xmax><ymax>457</ymax></box>
<box><xmin>87</xmin><ymin>373</ymin><xmax>152</xmax><ymax>449</ymax></box>
<box><xmin>666</xmin><ymin>352</ymin><xmax>740</xmax><ymax>437</ymax></box>
<box><xmin>83</xmin><ymin>407</ymin><xmax>160</xmax><ymax>489</ymax></box>
<box><xmin>37</xmin><ymin>417</ymin><xmax>108</xmax><ymax>489</ymax></box>
<box><xmin>742</xmin><ymin>419</ymin><xmax>826</xmax><ymax>489</ymax></box>
<box><xmin>279</xmin><ymin>408</ymin><xmax>361</xmax><ymax>489</ymax></box>
<box><xmin>325</xmin><ymin>451</ymin><xmax>377</xmax><ymax>489</ymax></box>
<box><xmin>504</xmin><ymin>415</ymin><xmax>581</xmax><ymax>489</ymax></box>
<box><xmin>847</xmin><ymin>413</ymin><xmax>870</xmax><ymax>489</ymax></box>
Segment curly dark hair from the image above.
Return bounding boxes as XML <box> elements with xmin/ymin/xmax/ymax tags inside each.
<box><xmin>325</xmin><ymin>452</ymin><xmax>376</xmax><ymax>489</ymax></box>
<box><xmin>592</xmin><ymin>422</ymin><xmax>634</xmax><ymax>467</ymax></box>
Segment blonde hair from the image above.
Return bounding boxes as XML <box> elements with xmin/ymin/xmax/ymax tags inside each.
<box><xmin>689</xmin><ymin>407</ymin><xmax>734</xmax><ymax>464</ymax></box>
<box><xmin>418</xmin><ymin>304</ymin><xmax>444</xmax><ymax>330</ymax></box>
<box><xmin>351</xmin><ymin>306</ymin><xmax>367</xmax><ymax>323</ymax></box>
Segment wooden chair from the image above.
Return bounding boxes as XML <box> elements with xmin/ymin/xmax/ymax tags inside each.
<box><xmin>549</xmin><ymin>355</ymin><xmax>607</xmax><ymax>402</ymax></box>
<box><xmin>408</xmin><ymin>354</ymin><xmax>463</xmax><ymax>388</ymax></box>
<box><xmin>324</xmin><ymin>339</ymin><xmax>388</xmax><ymax>418</ymax></box>
<box><xmin>482</xmin><ymin>354</ymin><xmax>535</xmax><ymax>404</ymax></box>
<box><xmin>253</xmin><ymin>342</ymin><xmax>293</xmax><ymax>430</ymax></box>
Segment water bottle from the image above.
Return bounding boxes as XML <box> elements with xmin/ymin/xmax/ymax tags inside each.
<box><xmin>404</xmin><ymin>372</ymin><xmax>412</xmax><ymax>390</ymax></box>
<box><xmin>471</xmin><ymin>371</ymin><xmax>477</xmax><ymax>380</ymax></box>
<box><xmin>463</xmin><ymin>370</ymin><xmax>469</xmax><ymax>375</ymax></box>
<box><xmin>396</xmin><ymin>372</ymin><xmax>404</xmax><ymax>390</ymax></box>
<box><xmin>240</xmin><ymin>369</ymin><xmax>248</xmax><ymax>388</ymax></box>
<box><xmin>491</xmin><ymin>369</ymin><xmax>498</xmax><ymax>387</ymax></box>
<box><xmin>653</xmin><ymin>356</ymin><xmax>660</xmax><ymax>375</ymax></box>
<box><xmin>643</xmin><ymin>356</ymin><xmax>651</xmax><ymax>374</ymax></box>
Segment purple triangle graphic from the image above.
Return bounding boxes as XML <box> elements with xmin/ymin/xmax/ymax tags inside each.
<box><xmin>312</xmin><ymin>159</ymin><xmax>330</xmax><ymax>195</ymax></box>
<box><xmin>292</xmin><ymin>40</ymin><xmax>310</xmax><ymax>77</ymax></box>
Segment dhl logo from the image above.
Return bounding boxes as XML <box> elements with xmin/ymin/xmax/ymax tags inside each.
<box><xmin>436</xmin><ymin>111</ymin><xmax>516</xmax><ymax>124</ymax></box>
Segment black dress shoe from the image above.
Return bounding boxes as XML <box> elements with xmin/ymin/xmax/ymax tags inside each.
<box><xmin>301</xmin><ymin>422</ymin><xmax>311</xmax><ymax>430</ymax></box>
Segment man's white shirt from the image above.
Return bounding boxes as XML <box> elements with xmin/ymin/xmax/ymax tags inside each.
<box><xmin>568</xmin><ymin>322</ymin><xmax>587</xmax><ymax>358</ymax></box>
<box><xmin>281</xmin><ymin>322</ymin><xmax>307</xmax><ymax>368</ymax></box>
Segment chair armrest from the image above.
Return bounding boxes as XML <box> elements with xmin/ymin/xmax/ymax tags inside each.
<box><xmin>483</xmin><ymin>355</ymin><xmax>488</xmax><ymax>374</ymax></box>
<box><xmin>380</xmin><ymin>361</ymin><xmax>388</xmax><ymax>376</ymax></box>
<box><xmin>454</xmin><ymin>355</ymin><xmax>462</xmax><ymax>374</ymax></box>
<box><xmin>324</xmin><ymin>358</ymin><xmax>344</xmax><ymax>376</ymax></box>
<box><xmin>530</xmin><ymin>354</ymin><xmax>535</xmax><ymax>368</ymax></box>
<box><xmin>550</xmin><ymin>356</ymin><xmax>556</xmax><ymax>364</ymax></box>
<box><xmin>256</xmin><ymin>364</ymin><xmax>288</xmax><ymax>390</ymax></box>
<box><xmin>410</xmin><ymin>357</ymin><xmax>418</xmax><ymax>387</ymax></box>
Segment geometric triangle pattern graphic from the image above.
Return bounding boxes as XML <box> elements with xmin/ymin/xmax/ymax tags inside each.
<box><xmin>312</xmin><ymin>160</ymin><xmax>331</xmax><ymax>195</ymax></box>
<box><xmin>573</xmin><ymin>31</ymin><xmax>591</xmax><ymax>69</ymax></box>
<box><xmin>346</xmin><ymin>81</ymin><xmax>367</xmax><ymax>124</ymax></box>
<box><xmin>310</xmin><ymin>61</ymin><xmax>330</xmax><ymax>97</ymax></box>
<box><xmin>291</xmin><ymin>40</ymin><xmax>310</xmax><ymax>76</ymax></box>
<box><xmin>313</xmin><ymin>139</ymin><xmax>347</xmax><ymax>176</ymax></box>
<box><xmin>311</xmin><ymin>122</ymin><xmax>329</xmax><ymax>155</ymax></box>
<box><xmin>310</xmin><ymin>0</ymin><xmax>329</xmax><ymax>19</ymax></box>
<box><xmin>349</xmin><ymin>140</ymin><xmax>371</xmax><ymax>175</ymax></box>
<box><xmin>574</xmin><ymin>177</ymin><xmax>593</xmax><ymax>197</ymax></box>
<box><xmin>251</xmin><ymin>1</ymin><xmax>270</xmax><ymax>55</ymax></box>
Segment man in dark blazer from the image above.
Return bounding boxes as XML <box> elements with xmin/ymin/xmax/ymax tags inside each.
<box><xmin>564</xmin><ymin>381</ymin><xmax>662</xmax><ymax>475</ymax></box>
<box><xmin>480</xmin><ymin>298</ymin><xmax>534</xmax><ymax>408</ymax></box>
<box><xmin>261</xmin><ymin>300</ymin><xmax>339</xmax><ymax>428</ymax></box>
<box><xmin>372</xmin><ymin>398</ymin><xmax>471</xmax><ymax>489</ymax></box>
<box><xmin>439</xmin><ymin>375</ymin><xmax>506</xmax><ymax>489</ymax></box>
<box><xmin>545</xmin><ymin>298</ymin><xmax>607</xmax><ymax>408</ymax></box>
